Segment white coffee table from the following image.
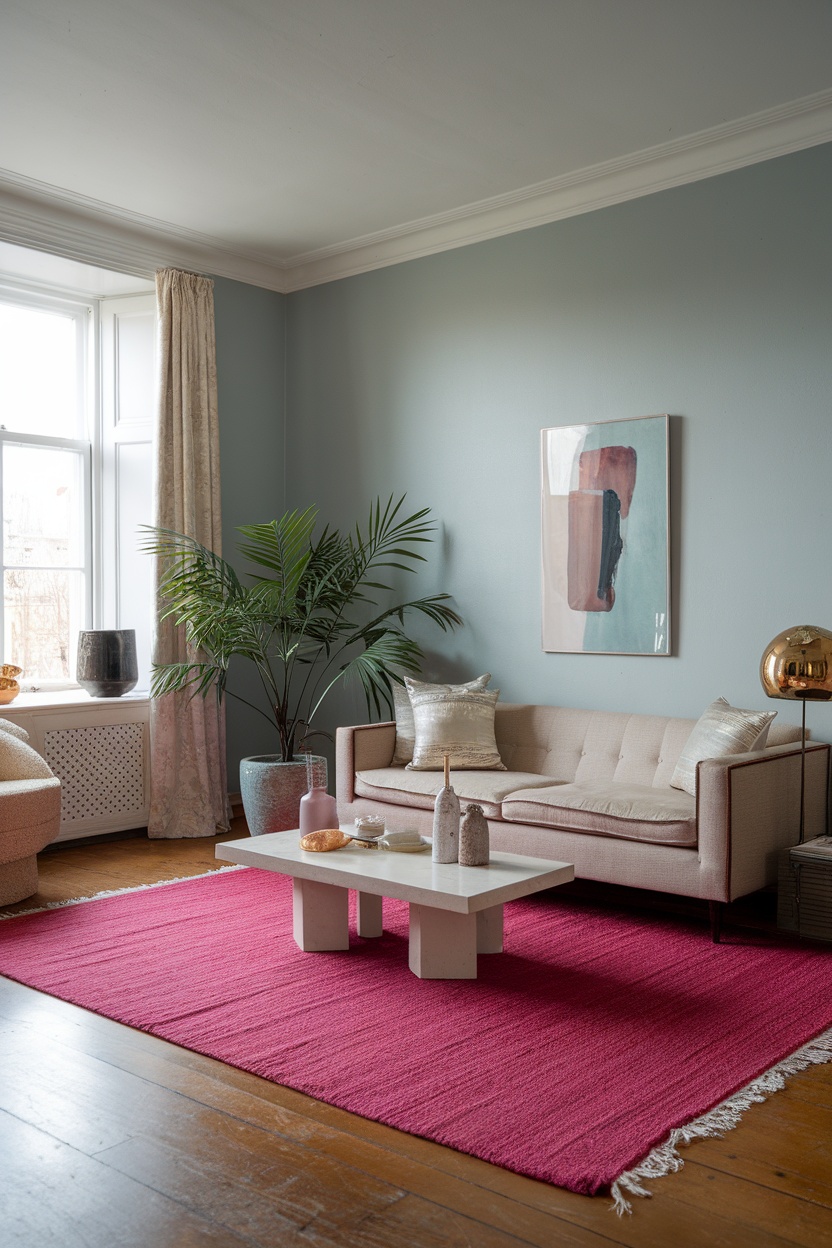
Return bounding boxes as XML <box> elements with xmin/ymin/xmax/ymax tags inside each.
<box><xmin>216</xmin><ymin>829</ymin><xmax>574</xmax><ymax>979</ymax></box>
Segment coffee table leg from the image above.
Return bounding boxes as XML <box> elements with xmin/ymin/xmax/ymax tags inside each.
<box><xmin>477</xmin><ymin>905</ymin><xmax>504</xmax><ymax>953</ymax></box>
<box><xmin>356</xmin><ymin>890</ymin><xmax>383</xmax><ymax>938</ymax></box>
<box><xmin>292</xmin><ymin>878</ymin><xmax>349</xmax><ymax>951</ymax></box>
<box><xmin>408</xmin><ymin>904</ymin><xmax>477</xmax><ymax>979</ymax></box>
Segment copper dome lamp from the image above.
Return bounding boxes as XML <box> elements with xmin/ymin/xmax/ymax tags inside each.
<box><xmin>760</xmin><ymin>625</ymin><xmax>832</xmax><ymax>842</ymax></box>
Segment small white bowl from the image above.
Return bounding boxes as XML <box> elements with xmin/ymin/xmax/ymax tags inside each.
<box><xmin>353</xmin><ymin>815</ymin><xmax>385</xmax><ymax>839</ymax></box>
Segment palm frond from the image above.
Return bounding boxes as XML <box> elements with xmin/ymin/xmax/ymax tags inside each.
<box><xmin>339</xmin><ymin>594</ymin><xmax>462</xmax><ymax>653</ymax></box>
<box><xmin>150</xmin><ymin>661</ymin><xmax>226</xmax><ymax>700</ymax></box>
<box><xmin>141</xmin><ymin>526</ymin><xmax>245</xmax><ymax>603</ymax></box>
<box><xmin>236</xmin><ymin>508</ymin><xmax>317</xmax><ymax>612</ymax></box>
<box><xmin>142</xmin><ymin>496</ymin><xmax>462</xmax><ymax>759</ymax></box>
<box><xmin>308</xmin><ymin>630</ymin><xmax>423</xmax><ymax>723</ymax></box>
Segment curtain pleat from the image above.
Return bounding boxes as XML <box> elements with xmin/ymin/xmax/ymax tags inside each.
<box><xmin>149</xmin><ymin>269</ymin><xmax>230</xmax><ymax>838</ymax></box>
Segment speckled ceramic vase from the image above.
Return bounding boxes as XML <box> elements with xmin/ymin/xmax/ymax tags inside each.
<box><xmin>432</xmin><ymin>785</ymin><xmax>460</xmax><ymax>863</ymax></box>
<box><xmin>240</xmin><ymin>754</ymin><xmax>327</xmax><ymax>837</ymax></box>
<box><xmin>459</xmin><ymin>802</ymin><xmax>490</xmax><ymax>865</ymax></box>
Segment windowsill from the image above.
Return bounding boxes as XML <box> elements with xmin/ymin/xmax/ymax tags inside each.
<box><xmin>2</xmin><ymin>688</ymin><xmax>151</xmax><ymax>711</ymax></box>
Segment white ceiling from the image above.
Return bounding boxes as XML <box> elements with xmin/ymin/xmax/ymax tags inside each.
<box><xmin>2</xmin><ymin>0</ymin><xmax>832</xmax><ymax>292</ymax></box>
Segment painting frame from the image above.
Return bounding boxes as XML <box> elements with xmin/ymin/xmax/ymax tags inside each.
<box><xmin>540</xmin><ymin>414</ymin><xmax>670</xmax><ymax>656</ymax></box>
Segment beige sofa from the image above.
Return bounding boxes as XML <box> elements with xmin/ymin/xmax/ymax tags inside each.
<box><xmin>336</xmin><ymin>703</ymin><xmax>830</xmax><ymax>939</ymax></box>
<box><xmin>0</xmin><ymin>718</ymin><xmax>62</xmax><ymax>905</ymax></box>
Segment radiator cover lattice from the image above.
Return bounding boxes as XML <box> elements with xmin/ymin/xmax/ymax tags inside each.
<box><xmin>43</xmin><ymin>723</ymin><xmax>146</xmax><ymax>822</ymax></box>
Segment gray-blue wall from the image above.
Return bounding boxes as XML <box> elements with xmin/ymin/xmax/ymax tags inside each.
<box><xmin>283</xmin><ymin>144</ymin><xmax>832</xmax><ymax>744</ymax></box>
<box><xmin>214</xmin><ymin>145</ymin><xmax>832</xmax><ymax>781</ymax></box>
<box><xmin>213</xmin><ymin>276</ymin><xmax>287</xmax><ymax>777</ymax></box>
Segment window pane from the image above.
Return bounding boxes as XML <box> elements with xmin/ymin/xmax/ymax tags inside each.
<box><xmin>0</xmin><ymin>302</ymin><xmax>82</xmax><ymax>437</ymax></box>
<box><xmin>3</xmin><ymin>444</ymin><xmax>85</xmax><ymax>566</ymax></box>
<box><xmin>4</xmin><ymin>568</ymin><xmax>85</xmax><ymax>681</ymax></box>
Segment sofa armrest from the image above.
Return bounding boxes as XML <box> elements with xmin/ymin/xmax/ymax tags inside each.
<box><xmin>336</xmin><ymin>722</ymin><xmax>396</xmax><ymax>807</ymax></box>
<box><xmin>696</xmin><ymin>740</ymin><xmax>830</xmax><ymax>901</ymax></box>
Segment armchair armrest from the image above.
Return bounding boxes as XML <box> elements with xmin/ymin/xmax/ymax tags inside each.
<box><xmin>336</xmin><ymin>722</ymin><xmax>396</xmax><ymax>807</ymax></box>
<box><xmin>0</xmin><ymin>730</ymin><xmax>55</xmax><ymax>782</ymax></box>
<box><xmin>696</xmin><ymin>741</ymin><xmax>830</xmax><ymax>901</ymax></box>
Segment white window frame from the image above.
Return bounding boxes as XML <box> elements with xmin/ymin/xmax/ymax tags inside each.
<box><xmin>0</xmin><ymin>283</ymin><xmax>96</xmax><ymax>690</ymax></box>
<box><xmin>97</xmin><ymin>293</ymin><xmax>157</xmax><ymax>690</ymax></box>
<box><xmin>1</xmin><ymin>276</ymin><xmax>156</xmax><ymax>694</ymax></box>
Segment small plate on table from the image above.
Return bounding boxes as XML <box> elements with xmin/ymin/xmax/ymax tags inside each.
<box><xmin>379</xmin><ymin>835</ymin><xmax>431</xmax><ymax>853</ymax></box>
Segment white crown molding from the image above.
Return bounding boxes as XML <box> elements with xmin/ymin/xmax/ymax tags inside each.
<box><xmin>0</xmin><ymin>90</ymin><xmax>831</xmax><ymax>295</ymax></box>
<box><xmin>0</xmin><ymin>171</ymin><xmax>289</xmax><ymax>292</ymax></box>
<box><xmin>283</xmin><ymin>89</ymin><xmax>832</xmax><ymax>291</ymax></box>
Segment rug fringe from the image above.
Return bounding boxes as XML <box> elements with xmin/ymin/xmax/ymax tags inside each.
<box><xmin>0</xmin><ymin>865</ymin><xmax>247</xmax><ymax>921</ymax></box>
<box><xmin>609</xmin><ymin>1025</ymin><xmax>832</xmax><ymax>1214</ymax></box>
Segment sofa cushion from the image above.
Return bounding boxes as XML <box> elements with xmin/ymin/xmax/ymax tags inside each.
<box><xmin>355</xmin><ymin>768</ymin><xmax>561</xmax><ymax>819</ymax></box>
<box><xmin>406</xmin><ymin>681</ymin><xmax>506</xmax><ymax>771</ymax></box>
<box><xmin>502</xmin><ymin>781</ymin><xmax>697</xmax><ymax>846</ymax></box>
<box><xmin>391</xmin><ymin>673</ymin><xmax>491</xmax><ymax>765</ymax></box>
<box><xmin>671</xmin><ymin>697</ymin><xmax>776</xmax><ymax>796</ymax></box>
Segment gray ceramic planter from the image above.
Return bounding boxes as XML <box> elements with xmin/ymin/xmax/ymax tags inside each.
<box><xmin>239</xmin><ymin>754</ymin><xmax>327</xmax><ymax>836</ymax></box>
<box><xmin>77</xmin><ymin>629</ymin><xmax>138</xmax><ymax>697</ymax></box>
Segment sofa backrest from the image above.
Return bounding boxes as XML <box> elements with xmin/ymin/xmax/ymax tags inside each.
<box><xmin>494</xmin><ymin>703</ymin><xmax>802</xmax><ymax>788</ymax></box>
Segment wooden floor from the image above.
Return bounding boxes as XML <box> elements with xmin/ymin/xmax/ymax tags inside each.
<box><xmin>1</xmin><ymin>824</ymin><xmax>831</xmax><ymax>1248</ymax></box>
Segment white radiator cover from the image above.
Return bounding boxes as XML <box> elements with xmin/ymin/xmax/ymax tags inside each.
<box><xmin>0</xmin><ymin>694</ymin><xmax>150</xmax><ymax>840</ymax></box>
<box><xmin>43</xmin><ymin>723</ymin><xmax>146</xmax><ymax>826</ymax></box>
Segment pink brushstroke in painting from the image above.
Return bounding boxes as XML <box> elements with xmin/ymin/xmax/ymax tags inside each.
<box><xmin>567</xmin><ymin>446</ymin><xmax>637</xmax><ymax>612</ymax></box>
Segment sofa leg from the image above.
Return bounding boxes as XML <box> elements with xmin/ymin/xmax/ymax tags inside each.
<box><xmin>709</xmin><ymin>901</ymin><xmax>724</xmax><ymax>944</ymax></box>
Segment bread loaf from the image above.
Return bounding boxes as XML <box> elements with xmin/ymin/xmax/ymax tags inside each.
<box><xmin>299</xmin><ymin>828</ymin><xmax>349</xmax><ymax>852</ymax></box>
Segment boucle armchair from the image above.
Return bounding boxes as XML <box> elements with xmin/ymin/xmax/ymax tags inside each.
<box><xmin>0</xmin><ymin>718</ymin><xmax>61</xmax><ymax>905</ymax></box>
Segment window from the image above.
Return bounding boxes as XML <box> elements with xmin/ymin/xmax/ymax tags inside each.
<box><xmin>0</xmin><ymin>278</ymin><xmax>155</xmax><ymax>692</ymax></box>
<box><xmin>0</xmin><ymin>291</ymin><xmax>92</xmax><ymax>686</ymax></box>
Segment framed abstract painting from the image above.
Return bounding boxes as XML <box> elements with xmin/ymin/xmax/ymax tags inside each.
<box><xmin>541</xmin><ymin>414</ymin><xmax>670</xmax><ymax>655</ymax></box>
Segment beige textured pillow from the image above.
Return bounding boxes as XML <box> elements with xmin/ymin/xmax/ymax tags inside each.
<box><xmin>0</xmin><ymin>717</ymin><xmax>29</xmax><ymax>742</ymax></box>
<box><xmin>391</xmin><ymin>673</ymin><xmax>491</xmax><ymax>765</ymax></box>
<box><xmin>0</xmin><ymin>731</ymin><xmax>55</xmax><ymax>782</ymax></box>
<box><xmin>406</xmin><ymin>680</ymin><xmax>506</xmax><ymax>771</ymax></box>
<box><xmin>671</xmin><ymin>697</ymin><xmax>776</xmax><ymax>796</ymax></box>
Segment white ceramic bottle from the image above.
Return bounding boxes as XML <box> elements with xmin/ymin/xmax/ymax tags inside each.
<box><xmin>432</xmin><ymin>754</ymin><xmax>460</xmax><ymax>863</ymax></box>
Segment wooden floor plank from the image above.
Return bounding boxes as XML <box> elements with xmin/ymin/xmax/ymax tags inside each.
<box><xmin>1</xmin><ymin>828</ymin><xmax>831</xmax><ymax>1247</ymax></box>
<box><xmin>682</xmin><ymin>1094</ymin><xmax>832</xmax><ymax>1209</ymax></box>
<box><xmin>643</xmin><ymin>1161</ymin><xmax>832</xmax><ymax>1247</ymax></box>
<box><xmin>0</xmin><ymin>1110</ymin><xmax>258</xmax><ymax>1248</ymax></box>
<box><xmin>96</xmin><ymin>1126</ymin><xmax>408</xmax><ymax>1245</ymax></box>
<box><xmin>780</xmin><ymin>1058</ymin><xmax>832</xmax><ymax>1110</ymax></box>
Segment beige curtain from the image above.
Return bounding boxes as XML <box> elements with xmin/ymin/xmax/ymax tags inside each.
<box><xmin>149</xmin><ymin>269</ymin><xmax>230</xmax><ymax>838</ymax></box>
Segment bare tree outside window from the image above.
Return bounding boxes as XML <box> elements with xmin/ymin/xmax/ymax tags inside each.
<box><xmin>0</xmin><ymin>298</ymin><xmax>89</xmax><ymax>687</ymax></box>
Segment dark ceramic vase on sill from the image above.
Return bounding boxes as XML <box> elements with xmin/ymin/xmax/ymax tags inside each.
<box><xmin>77</xmin><ymin>629</ymin><xmax>138</xmax><ymax>697</ymax></box>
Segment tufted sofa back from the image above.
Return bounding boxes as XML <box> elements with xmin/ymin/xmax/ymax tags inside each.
<box><xmin>494</xmin><ymin>703</ymin><xmax>803</xmax><ymax>789</ymax></box>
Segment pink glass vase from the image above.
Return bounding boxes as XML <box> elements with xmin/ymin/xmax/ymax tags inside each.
<box><xmin>299</xmin><ymin>785</ymin><xmax>339</xmax><ymax>836</ymax></box>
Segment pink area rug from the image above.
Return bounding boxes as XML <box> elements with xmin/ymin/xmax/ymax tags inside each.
<box><xmin>1</xmin><ymin>868</ymin><xmax>831</xmax><ymax>1209</ymax></box>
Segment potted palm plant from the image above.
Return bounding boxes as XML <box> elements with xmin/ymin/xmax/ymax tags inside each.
<box><xmin>143</xmin><ymin>496</ymin><xmax>462</xmax><ymax>834</ymax></box>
